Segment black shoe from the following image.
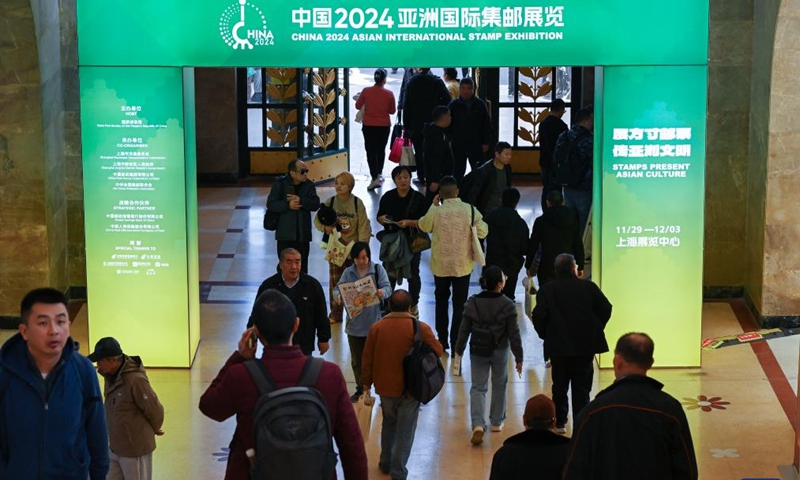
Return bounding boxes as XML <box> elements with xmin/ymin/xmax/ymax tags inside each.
<box><xmin>439</xmin><ymin>340</ymin><xmax>450</xmax><ymax>351</ymax></box>
<box><xmin>379</xmin><ymin>464</ymin><xmax>391</xmax><ymax>474</ymax></box>
<box><xmin>350</xmin><ymin>391</ymin><xmax>363</xmax><ymax>403</ymax></box>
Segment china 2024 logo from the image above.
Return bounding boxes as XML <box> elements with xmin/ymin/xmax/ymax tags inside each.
<box><xmin>219</xmin><ymin>0</ymin><xmax>274</xmax><ymax>49</ymax></box>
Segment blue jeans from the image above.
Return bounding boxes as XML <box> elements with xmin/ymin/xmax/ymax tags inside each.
<box><xmin>564</xmin><ymin>187</ymin><xmax>592</xmax><ymax>238</ymax></box>
<box><xmin>469</xmin><ymin>347</ymin><xmax>509</xmax><ymax>430</ymax></box>
<box><xmin>379</xmin><ymin>396</ymin><xmax>421</xmax><ymax>480</ymax></box>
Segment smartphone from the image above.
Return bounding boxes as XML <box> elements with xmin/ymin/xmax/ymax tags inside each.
<box><xmin>247</xmin><ymin>332</ymin><xmax>257</xmax><ymax>349</ymax></box>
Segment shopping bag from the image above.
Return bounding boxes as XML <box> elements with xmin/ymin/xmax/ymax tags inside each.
<box><xmin>388</xmin><ymin>136</ymin><xmax>405</xmax><ymax>163</ymax></box>
<box><xmin>355</xmin><ymin>392</ymin><xmax>375</xmax><ymax>440</ymax></box>
<box><xmin>324</xmin><ymin>230</ymin><xmax>354</xmax><ymax>267</ymax></box>
<box><xmin>522</xmin><ymin>275</ymin><xmax>537</xmax><ymax>320</ymax></box>
<box><xmin>400</xmin><ymin>143</ymin><xmax>416</xmax><ymax>167</ymax></box>
<box><xmin>470</xmin><ymin>207</ymin><xmax>485</xmax><ymax>266</ymax></box>
<box><xmin>390</xmin><ymin>123</ymin><xmax>403</xmax><ymax>149</ymax></box>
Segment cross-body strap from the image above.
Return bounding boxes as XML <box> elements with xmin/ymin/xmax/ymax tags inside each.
<box><xmin>298</xmin><ymin>357</ymin><xmax>324</xmax><ymax>388</ymax></box>
<box><xmin>244</xmin><ymin>359</ymin><xmax>278</xmax><ymax>396</ymax></box>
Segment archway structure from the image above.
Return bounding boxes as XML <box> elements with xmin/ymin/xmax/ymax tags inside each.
<box><xmin>76</xmin><ymin>0</ymin><xmax>709</xmax><ymax>367</ymax></box>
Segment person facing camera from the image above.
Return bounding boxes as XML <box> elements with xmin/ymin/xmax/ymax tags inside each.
<box><xmin>455</xmin><ymin>265</ymin><xmax>524</xmax><ymax>446</ymax></box>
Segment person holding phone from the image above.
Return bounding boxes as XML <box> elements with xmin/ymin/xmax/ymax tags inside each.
<box><xmin>266</xmin><ymin>159</ymin><xmax>321</xmax><ymax>273</ymax></box>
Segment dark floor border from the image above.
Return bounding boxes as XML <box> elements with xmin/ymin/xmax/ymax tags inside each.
<box><xmin>743</xmin><ymin>288</ymin><xmax>800</xmax><ymax>328</ymax></box>
<box><xmin>198</xmin><ymin>173</ymin><xmax>239</xmax><ymax>185</ymax></box>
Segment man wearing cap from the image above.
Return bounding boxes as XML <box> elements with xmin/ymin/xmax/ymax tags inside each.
<box><xmin>89</xmin><ymin>337</ymin><xmax>165</xmax><ymax>480</ymax></box>
<box><xmin>489</xmin><ymin>394</ymin><xmax>571</xmax><ymax>480</ymax></box>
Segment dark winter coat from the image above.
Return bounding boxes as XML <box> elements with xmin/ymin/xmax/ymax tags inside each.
<box><xmin>423</xmin><ymin>123</ymin><xmax>455</xmax><ymax>183</ymax></box>
<box><xmin>266</xmin><ymin>175</ymin><xmax>321</xmax><ymax>242</ymax></box>
<box><xmin>538</xmin><ymin>114</ymin><xmax>568</xmax><ymax>169</ymax></box>
<box><xmin>484</xmin><ymin>206</ymin><xmax>529</xmax><ymax>277</ymax></box>
<box><xmin>402</xmin><ymin>72</ymin><xmax>450</xmax><ymax>133</ymax></box>
<box><xmin>0</xmin><ymin>334</ymin><xmax>109</xmax><ymax>480</ymax></box>
<box><xmin>489</xmin><ymin>429</ymin><xmax>571</xmax><ymax>480</ymax></box>
<box><xmin>448</xmin><ymin>95</ymin><xmax>492</xmax><ymax>150</ymax></box>
<box><xmin>461</xmin><ymin>160</ymin><xmax>512</xmax><ymax>214</ymax></box>
<box><xmin>526</xmin><ymin>204</ymin><xmax>584</xmax><ymax>283</ymax></box>
<box><xmin>455</xmin><ymin>292</ymin><xmax>523</xmax><ymax>363</ymax></box>
<box><xmin>531</xmin><ymin>275</ymin><xmax>611</xmax><ymax>360</ymax></box>
<box><xmin>249</xmin><ymin>272</ymin><xmax>330</xmax><ymax>355</ymax></box>
<box><xmin>564</xmin><ymin>374</ymin><xmax>698</xmax><ymax>480</ymax></box>
<box><xmin>555</xmin><ymin>124</ymin><xmax>593</xmax><ymax>189</ymax></box>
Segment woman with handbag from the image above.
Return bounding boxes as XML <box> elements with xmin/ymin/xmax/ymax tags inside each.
<box><xmin>355</xmin><ymin>68</ymin><xmax>397</xmax><ymax>191</ymax></box>
<box><xmin>455</xmin><ymin>266</ymin><xmax>524</xmax><ymax>446</ymax></box>
<box><xmin>315</xmin><ymin>171</ymin><xmax>372</xmax><ymax>324</ymax></box>
<box><xmin>376</xmin><ymin>165</ymin><xmax>429</xmax><ymax>316</ymax></box>
<box><xmin>333</xmin><ymin>242</ymin><xmax>392</xmax><ymax>402</ymax></box>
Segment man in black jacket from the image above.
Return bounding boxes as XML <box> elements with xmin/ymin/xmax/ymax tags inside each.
<box><xmin>265</xmin><ymin>159</ymin><xmax>321</xmax><ymax>273</ymax></box>
<box><xmin>484</xmin><ymin>188</ymin><xmax>529</xmax><ymax>301</ymax></box>
<box><xmin>526</xmin><ymin>190</ymin><xmax>584</xmax><ymax>287</ymax></box>
<box><xmin>423</xmin><ymin>106</ymin><xmax>455</xmax><ymax>203</ymax></box>
<box><xmin>538</xmin><ymin>99</ymin><xmax>568</xmax><ymax>210</ymax></box>
<box><xmin>448</xmin><ymin>77</ymin><xmax>492</xmax><ymax>181</ymax></box>
<box><xmin>248</xmin><ymin>248</ymin><xmax>330</xmax><ymax>356</ymax></box>
<box><xmin>564</xmin><ymin>333</ymin><xmax>698</xmax><ymax>480</ymax></box>
<box><xmin>461</xmin><ymin>141</ymin><xmax>513</xmax><ymax>215</ymax></box>
<box><xmin>531</xmin><ymin>254</ymin><xmax>611</xmax><ymax>433</ymax></box>
<box><xmin>489</xmin><ymin>394</ymin><xmax>570</xmax><ymax>480</ymax></box>
<box><xmin>403</xmin><ymin>68</ymin><xmax>451</xmax><ymax>184</ymax></box>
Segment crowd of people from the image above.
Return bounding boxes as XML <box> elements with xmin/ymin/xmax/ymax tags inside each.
<box><xmin>0</xmin><ymin>70</ymin><xmax>698</xmax><ymax>480</ymax></box>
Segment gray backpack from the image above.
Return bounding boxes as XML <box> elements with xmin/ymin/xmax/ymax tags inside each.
<box><xmin>244</xmin><ymin>357</ymin><xmax>337</xmax><ymax>480</ymax></box>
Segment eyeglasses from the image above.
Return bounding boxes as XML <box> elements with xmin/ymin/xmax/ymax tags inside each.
<box><xmin>296</xmin><ymin>168</ymin><xmax>309</xmax><ymax>175</ymax></box>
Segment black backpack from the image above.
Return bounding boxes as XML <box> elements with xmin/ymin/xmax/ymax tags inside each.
<box><xmin>244</xmin><ymin>357</ymin><xmax>338</xmax><ymax>480</ymax></box>
<box><xmin>468</xmin><ymin>298</ymin><xmax>498</xmax><ymax>358</ymax></box>
<box><xmin>552</xmin><ymin>130</ymin><xmax>590</xmax><ymax>187</ymax></box>
<box><xmin>402</xmin><ymin>318</ymin><xmax>445</xmax><ymax>404</ymax></box>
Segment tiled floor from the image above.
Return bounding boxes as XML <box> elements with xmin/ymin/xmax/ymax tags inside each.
<box><xmin>3</xmin><ymin>176</ymin><xmax>799</xmax><ymax>479</ymax></box>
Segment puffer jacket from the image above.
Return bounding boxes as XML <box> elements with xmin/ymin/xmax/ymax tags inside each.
<box><xmin>455</xmin><ymin>292</ymin><xmax>523</xmax><ymax>363</ymax></box>
<box><xmin>0</xmin><ymin>334</ymin><xmax>109</xmax><ymax>480</ymax></box>
<box><xmin>101</xmin><ymin>355</ymin><xmax>164</xmax><ymax>457</ymax></box>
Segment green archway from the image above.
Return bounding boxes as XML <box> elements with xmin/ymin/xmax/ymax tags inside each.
<box><xmin>76</xmin><ymin>0</ymin><xmax>709</xmax><ymax>367</ymax></box>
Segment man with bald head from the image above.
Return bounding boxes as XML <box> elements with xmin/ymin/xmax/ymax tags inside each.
<box><xmin>564</xmin><ymin>333</ymin><xmax>698</xmax><ymax>479</ymax></box>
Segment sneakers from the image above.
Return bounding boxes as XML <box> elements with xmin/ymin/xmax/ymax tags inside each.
<box><xmin>490</xmin><ymin>422</ymin><xmax>505</xmax><ymax>432</ymax></box>
<box><xmin>470</xmin><ymin>426</ymin><xmax>484</xmax><ymax>445</ymax></box>
<box><xmin>367</xmin><ymin>178</ymin><xmax>381</xmax><ymax>191</ymax></box>
<box><xmin>554</xmin><ymin>424</ymin><xmax>567</xmax><ymax>434</ymax></box>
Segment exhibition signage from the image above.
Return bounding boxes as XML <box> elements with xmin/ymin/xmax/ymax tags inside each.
<box><xmin>77</xmin><ymin>0</ymin><xmax>708</xmax><ymax>67</ymax></box>
<box><xmin>80</xmin><ymin>67</ymin><xmax>199</xmax><ymax>367</ymax></box>
<box><xmin>599</xmin><ymin>66</ymin><xmax>706</xmax><ymax>367</ymax></box>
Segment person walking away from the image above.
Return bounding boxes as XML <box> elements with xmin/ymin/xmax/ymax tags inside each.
<box><xmin>403</xmin><ymin>68</ymin><xmax>451</xmax><ymax>185</ymax></box>
<box><xmin>362</xmin><ymin>290</ymin><xmax>443</xmax><ymax>480</ymax></box>
<box><xmin>334</xmin><ymin>242</ymin><xmax>392</xmax><ymax>401</ymax></box>
<box><xmin>455</xmin><ymin>266</ymin><xmax>523</xmax><ymax>445</ymax></box>
<box><xmin>315</xmin><ymin>171</ymin><xmax>372</xmax><ymax>324</ymax></box>
<box><xmin>484</xmin><ymin>188</ymin><xmax>529</xmax><ymax>301</ymax></box>
<box><xmin>418</xmin><ymin>176</ymin><xmax>488</xmax><ymax>350</ymax></box>
<box><xmin>423</xmin><ymin>105</ymin><xmax>455</xmax><ymax>204</ymax></box>
<box><xmin>89</xmin><ymin>337</ymin><xmax>165</xmax><ymax>480</ymax></box>
<box><xmin>531</xmin><ymin>254</ymin><xmax>611</xmax><ymax>434</ymax></box>
<box><xmin>525</xmin><ymin>190</ymin><xmax>584</xmax><ymax>288</ymax></box>
<box><xmin>355</xmin><ymin>68</ymin><xmax>396</xmax><ymax>191</ymax></box>
<box><xmin>538</xmin><ymin>99</ymin><xmax>568</xmax><ymax>211</ymax></box>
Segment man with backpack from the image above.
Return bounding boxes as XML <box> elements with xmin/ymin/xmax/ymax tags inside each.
<box><xmin>552</xmin><ymin>107</ymin><xmax>594</xmax><ymax>237</ymax></box>
<box><xmin>362</xmin><ymin>290</ymin><xmax>443</xmax><ymax>480</ymax></box>
<box><xmin>199</xmin><ymin>289</ymin><xmax>368</xmax><ymax>480</ymax></box>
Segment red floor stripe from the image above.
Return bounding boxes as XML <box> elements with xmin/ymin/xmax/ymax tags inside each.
<box><xmin>727</xmin><ymin>300</ymin><xmax>797</xmax><ymax>430</ymax></box>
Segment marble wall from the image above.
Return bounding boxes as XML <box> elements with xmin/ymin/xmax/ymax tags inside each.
<box><xmin>195</xmin><ymin>68</ymin><xmax>238</xmax><ymax>183</ymax></box>
<box><xmin>760</xmin><ymin>0</ymin><xmax>800</xmax><ymax>317</ymax></box>
<box><xmin>703</xmin><ymin>0</ymin><xmax>753</xmax><ymax>288</ymax></box>
<box><xmin>0</xmin><ymin>0</ymin><xmax>49</xmax><ymax>315</ymax></box>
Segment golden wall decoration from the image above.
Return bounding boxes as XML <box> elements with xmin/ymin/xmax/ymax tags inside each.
<box><xmin>308</xmin><ymin>68</ymin><xmax>339</xmax><ymax>150</ymax></box>
<box><xmin>264</xmin><ymin>68</ymin><xmax>298</xmax><ymax>147</ymax></box>
<box><xmin>516</xmin><ymin>67</ymin><xmax>554</xmax><ymax>146</ymax></box>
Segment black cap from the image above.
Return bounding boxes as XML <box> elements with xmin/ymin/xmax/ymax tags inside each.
<box><xmin>87</xmin><ymin>337</ymin><xmax>123</xmax><ymax>362</ymax></box>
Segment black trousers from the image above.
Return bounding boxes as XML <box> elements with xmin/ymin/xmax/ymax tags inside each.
<box><xmin>386</xmin><ymin>252</ymin><xmax>422</xmax><ymax>304</ymax></box>
<box><xmin>276</xmin><ymin>240</ymin><xmax>310</xmax><ymax>274</ymax></box>
<box><xmin>433</xmin><ymin>274</ymin><xmax>471</xmax><ymax>348</ymax></box>
<box><xmin>540</xmin><ymin>165</ymin><xmax>561</xmax><ymax>211</ymax></box>
<box><xmin>348</xmin><ymin>335</ymin><xmax>367</xmax><ymax>393</ymax></box>
<box><xmin>453</xmin><ymin>144</ymin><xmax>484</xmax><ymax>182</ymax></box>
<box><xmin>363</xmin><ymin>125</ymin><xmax>391</xmax><ymax>180</ymax></box>
<box><xmin>550</xmin><ymin>354</ymin><xmax>595</xmax><ymax>427</ymax></box>
<box><xmin>501</xmin><ymin>268</ymin><xmax>520</xmax><ymax>302</ymax></box>
<box><xmin>409</xmin><ymin>129</ymin><xmax>425</xmax><ymax>181</ymax></box>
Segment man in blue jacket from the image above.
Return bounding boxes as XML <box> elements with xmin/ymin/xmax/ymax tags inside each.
<box><xmin>0</xmin><ymin>288</ymin><xmax>109</xmax><ymax>480</ymax></box>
